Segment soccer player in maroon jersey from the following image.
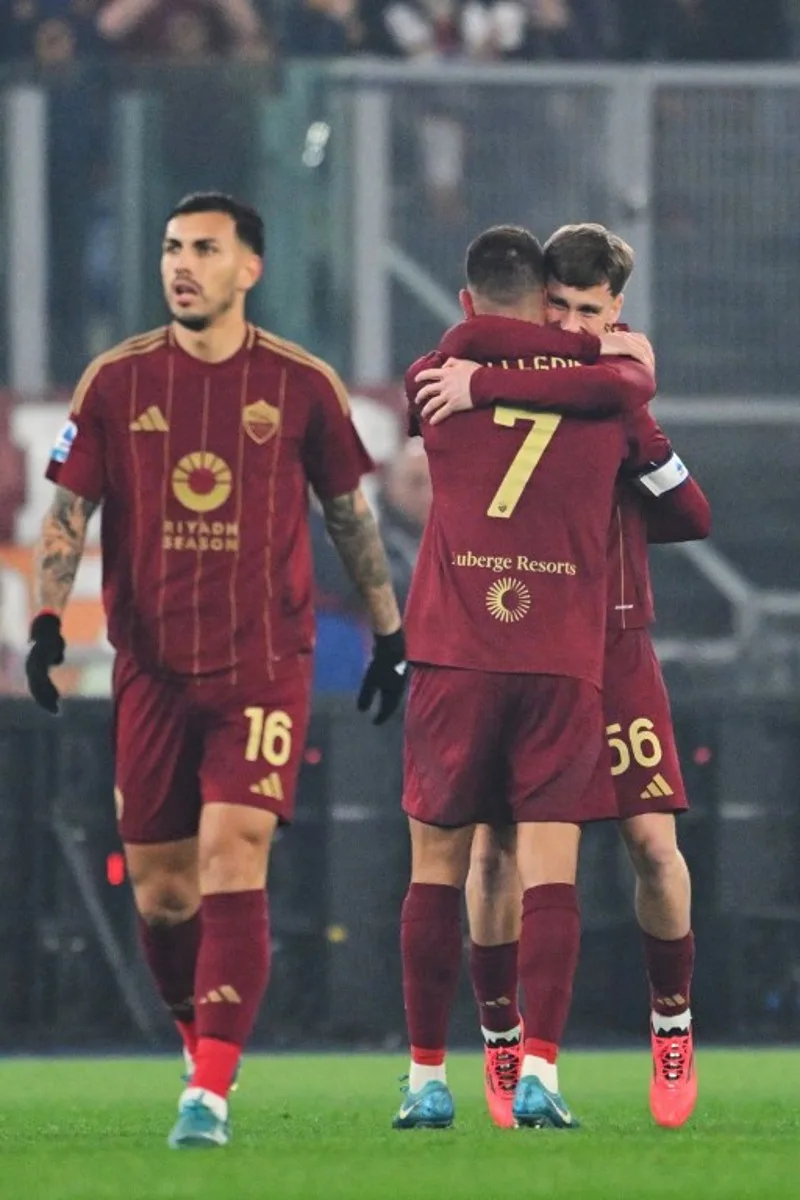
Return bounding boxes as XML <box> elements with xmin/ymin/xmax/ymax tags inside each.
<box><xmin>418</xmin><ymin>223</ymin><xmax>709</xmax><ymax>1130</ymax></box>
<box><xmin>392</xmin><ymin>225</ymin><xmax>657</xmax><ymax>1131</ymax></box>
<box><xmin>25</xmin><ymin>193</ymin><xmax>407</xmax><ymax>1149</ymax></box>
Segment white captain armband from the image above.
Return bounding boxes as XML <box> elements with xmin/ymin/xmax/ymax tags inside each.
<box><xmin>634</xmin><ymin>452</ymin><xmax>689</xmax><ymax>497</ymax></box>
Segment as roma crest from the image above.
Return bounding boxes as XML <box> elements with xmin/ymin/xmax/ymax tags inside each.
<box><xmin>242</xmin><ymin>399</ymin><xmax>281</xmax><ymax>445</ymax></box>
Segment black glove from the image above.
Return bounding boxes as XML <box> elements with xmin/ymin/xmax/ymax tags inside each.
<box><xmin>358</xmin><ymin>629</ymin><xmax>408</xmax><ymax>726</ymax></box>
<box><xmin>26</xmin><ymin>612</ymin><xmax>66</xmax><ymax>715</ymax></box>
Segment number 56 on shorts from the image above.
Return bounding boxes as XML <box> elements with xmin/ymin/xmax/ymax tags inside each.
<box><xmin>600</xmin><ymin>630</ymin><xmax>688</xmax><ymax>819</ymax></box>
<box><xmin>605</xmin><ymin>717</ymin><xmax>662</xmax><ymax>777</ymax></box>
<box><xmin>602</xmin><ymin>712</ymin><xmax>688</xmax><ymax>818</ymax></box>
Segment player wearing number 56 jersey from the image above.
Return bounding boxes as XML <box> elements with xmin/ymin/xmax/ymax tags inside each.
<box><xmin>28</xmin><ymin>193</ymin><xmax>406</xmax><ymax>1150</ymax></box>
<box><xmin>534</xmin><ymin>225</ymin><xmax>707</xmax><ymax>1131</ymax></box>
<box><xmin>392</xmin><ymin>225</ymin><xmax>656</xmax><ymax>1134</ymax></box>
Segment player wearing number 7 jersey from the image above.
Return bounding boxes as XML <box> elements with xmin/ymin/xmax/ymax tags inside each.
<box><xmin>392</xmin><ymin>225</ymin><xmax>656</xmax><ymax>1133</ymax></box>
<box><xmin>419</xmin><ymin>223</ymin><xmax>709</xmax><ymax>1131</ymax></box>
<box><xmin>29</xmin><ymin>193</ymin><xmax>406</xmax><ymax>1149</ymax></box>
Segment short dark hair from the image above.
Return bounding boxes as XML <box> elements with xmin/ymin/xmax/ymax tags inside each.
<box><xmin>543</xmin><ymin>223</ymin><xmax>634</xmax><ymax>296</ymax></box>
<box><xmin>167</xmin><ymin>192</ymin><xmax>265</xmax><ymax>257</ymax></box>
<box><xmin>465</xmin><ymin>225</ymin><xmax>545</xmax><ymax>305</ymax></box>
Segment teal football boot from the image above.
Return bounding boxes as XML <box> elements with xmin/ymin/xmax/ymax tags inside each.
<box><xmin>392</xmin><ymin>1079</ymin><xmax>455</xmax><ymax>1130</ymax></box>
<box><xmin>512</xmin><ymin>1075</ymin><xmax>580</xmax><ymax>1129</ymax></box>
<box><xmin>168</xmin><ymin>1091</ymin><xmax>231</xmax><ymax>1149</ymax></box>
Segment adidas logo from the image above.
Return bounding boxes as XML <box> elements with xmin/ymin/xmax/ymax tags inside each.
<box><xmin>250</xmin><ymin>772</ymin><xmax>284</xmax><ymax>802</ymax></box>
<box><xmin>640</xmin><ymin>773</ymin><xmax>674</xmax><ymax>801</ymax></box>
<box><xmin>198</xmin><ymin>985</ymin><xmax>242</xmax><ymax>1005</ymax></box>
<box><xmin>130</xmin><ymin>405</ymin><xmax>169</xmax><ymax>432</ymax></box>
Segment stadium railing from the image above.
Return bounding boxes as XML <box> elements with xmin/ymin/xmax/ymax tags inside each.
<box><xmin>2</xmin><ymin>62</ymin><xmax>800</xmax><ymax>396</ymax></box>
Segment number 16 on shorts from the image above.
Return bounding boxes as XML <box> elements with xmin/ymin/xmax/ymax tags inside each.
<box><xmin>244</xmin><ymin>707</ymin><xmax>293</xmax><ymax>764</ymax></box>
<box><xmin>243</xmin><ymin>707</ymin><xmax>293</xmax><ymax>805</ymax></box>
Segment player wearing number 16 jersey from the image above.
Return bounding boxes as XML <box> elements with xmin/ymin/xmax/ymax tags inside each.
<box><xmin>393</xmin><ymin>226</ymin><xmax>655</xmax><ymax>1132</ymax></box>
<box><xmin>28</xmin><ymin>193</ymin><xmax>406</xmax><ymax>1149</ymax></box>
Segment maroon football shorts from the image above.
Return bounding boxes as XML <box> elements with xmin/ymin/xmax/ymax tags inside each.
<box><xmin>113</xmin><ymin>653</ymin><xmax>313</xmax><ymax>844</ymax></box>
<box><xmin>599</xmin><ymin>627</ymin><xmax>688</xmax><ymax>819</ymax></box>
<box><xmin>403</xmin><ymin>665</ymin><xmax>613</xmax><ymax>827</ymax></box>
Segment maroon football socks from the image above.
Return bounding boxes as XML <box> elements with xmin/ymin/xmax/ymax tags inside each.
<box><xmin>191</xmin><ymin>890</ymin><xmax>271</xmax><ymax>1098</ymax></box>
<box><xmin>469</xmin><ymin>940</ymin><xmax>521</xmax><ymax>1036</ymax></box>
<box><xmin>519</xmin><ymin>883</ymin><xmax>580</xmax><ymax>1061</ymax></box>
<box><xmin>137</xmin><ymin>912</ymin><xmax>201</xmax><ymax>1057</ymax></box>
<box><xmin>401</xmin><ymin>883</ymin><xmax>462</xmax><ymax>1062</ymax></box>
<box><xmin>643</xmin><ymin>930</ymin><xmax>695</xmax><ymax>1019</ymax></box>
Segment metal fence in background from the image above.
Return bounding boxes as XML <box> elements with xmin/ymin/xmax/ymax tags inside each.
<box><xmin>0</xmin><ymin>61</ymin><xmax>351</xmax><ymax>388</ymax></box>
<box><xmin>3</xmin><ymin>63</ymin><xmax>800</xmax><ymax>396</ymax></box>
<box><xmin>338</xmin><ymin>61</ymin><xmax>800</xmax><ymax>395</ymax></box>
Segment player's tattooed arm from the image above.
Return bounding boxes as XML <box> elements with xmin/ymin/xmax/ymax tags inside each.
<box><xmin>35</xmin><ymin>487</ymin><xmax>98</xmax><ymax>615</ymax></box>
<box><xmin>321</xmin><ymin>488</ymin><xmax>402</xmax><ymax>636</ymax></box>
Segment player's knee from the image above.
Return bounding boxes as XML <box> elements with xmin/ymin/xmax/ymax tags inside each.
<box><xmin>624</xmin><ymin>823</ymin><xmax>682</xmax><ymax>881</ymax></box>
<box><xmin>199</xmin><ymin>808</ymin><xmax>276</xmax><ymax>858</ymax></box>
<box><xmin>198</xmin><ymin>830</ymin><xmax>272</xmax><ymax>891</ymax></box>
<box><xmin>134</xmin><ymin>879</ymin><xmax>198</xmax><ymax>926</ymax></box>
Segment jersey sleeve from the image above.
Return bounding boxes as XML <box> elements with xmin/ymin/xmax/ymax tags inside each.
<box><xmin>622</xmin><ymin>407</ymin><xmax>712</xmax><ymax>543</ymax></box>
<box><xmin>469</xmin><ymin>356</ymin><xmax>655</xmax><ymax>416</ymax></box>
<box><xmin>45</xmin><ymin>367</ymin><xmax>107</xmax><ymax>503</ymax></box>
<box><xmin>641</xmin><ymin>479</ymin><xmax>712</xmax><ymax>543</ymax></box>
<box><xmin>437</xmin><ymin>319</ymin><xmax>601</xmax><ymax>363</ymax></box>
<box><xmin>303</xmin><ymin>364</ymin><xmax>375</xmax><ymax>500</ymax></box>
<box><xmin>405</xmin><ymin>351</ymin><xmax>443</xmax><ymax>437</ymax></box>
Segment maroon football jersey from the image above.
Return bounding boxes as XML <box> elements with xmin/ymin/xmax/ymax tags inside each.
<box><xmin>403</xmin><ymin>319</ymin><xmax>654</xmax><ymax>687</ymax></box>
<box><xmin>46</xmin><ymin>325</ymin><xmax>373</xmax><ymax>679</ymax></box>
<box><xmin>606</xmin><ymin>487</ymin><xmax>653</xmax><ymax>631</ymax></box>
<box><xmin>607</xmin><ymin>406</ymin><xmax>711</xmax><ymax>630</ymax></box>
<box><xmin>428</xmin><ymin>338</ymin><xmax>710</xmax><ymax>634</ymax></box>
<box><xmin>605</xmin><ymin>404</ymin><xmax>668</xmax><ymax>632</ymax></box>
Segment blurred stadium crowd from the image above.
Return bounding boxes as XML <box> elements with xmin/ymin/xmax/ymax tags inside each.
<box><xmin>0</xmin><ymin>1</ymin><xmax>796</xmax><ymax>66</ymax></box>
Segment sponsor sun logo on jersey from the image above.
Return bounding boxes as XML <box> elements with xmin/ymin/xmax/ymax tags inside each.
<box><xmin>485</xmin><ymin>577</ymin><xmax>531</xmax><ymax>623</ymax></box>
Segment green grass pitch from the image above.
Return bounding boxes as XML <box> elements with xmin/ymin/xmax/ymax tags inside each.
<box><xmin>0</xmin><ymin>1050</ymin><xmax>797</xmax><ymax>1199</ymax></box>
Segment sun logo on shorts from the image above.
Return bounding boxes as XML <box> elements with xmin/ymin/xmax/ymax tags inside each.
<box><xmin>172</xmin><ymin>452</ymin><xmax>233</xmax><ymax>514</ymax></box>
<box><xmin>485</xmin><ymin>577</ymin><xmax>531</xmax><ymax>623</ymax></box>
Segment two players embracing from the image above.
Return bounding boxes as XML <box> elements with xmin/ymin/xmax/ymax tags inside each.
<box><xmin>395</xmin><ymin>222</ymin><xmax>709</xmax><ymax>1131</ymax></box>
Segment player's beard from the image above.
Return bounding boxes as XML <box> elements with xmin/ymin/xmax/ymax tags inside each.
<box><xmin>172</xmin><ymin>311</ymin><xmax>213</xmax><ymax>332</ymax></box>
<box><xmin>170</xmin><ymin>290</ymin><xmax>237</xmax><ymax>333</ymax></box>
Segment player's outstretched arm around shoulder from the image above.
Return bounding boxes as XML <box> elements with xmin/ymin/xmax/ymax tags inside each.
<box><xmin>322</xmin><ymin>488</ymin><xmax>408</xmax><ymax>725</ymax></box>
<box><xmin>623</xmin><ymin>406</ymin><xmax>711</xmax><ymax>543</ymax></box>
<box><xmin>27</xmin><ymin>487</ymin><xmax>98</xmax><ymax>714</ymax></box>
<box><xmin>413</xmin><ymin>332</ymin><xmax>656</xmax><ymax>426</ymax></box>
